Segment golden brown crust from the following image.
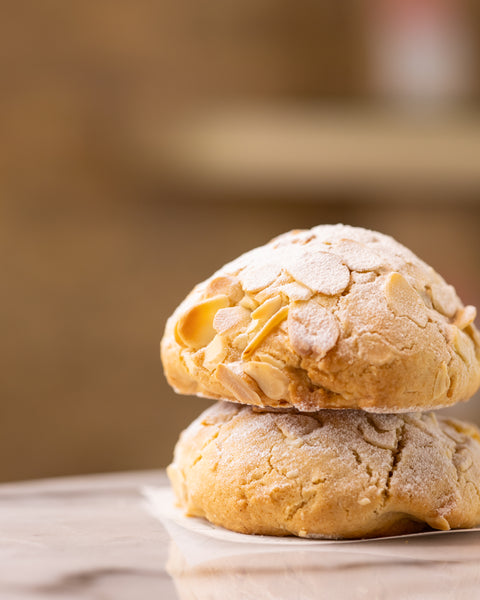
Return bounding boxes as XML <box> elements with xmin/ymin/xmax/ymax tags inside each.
<box><xmin>167</xmin><ymin>402</ymin><xmax>480</xmax><ymax>539</ymax></box>
<box><xmin>161</xmin><ymin>225</ymin><xmax>480</xmax><ymax>412</ymax></box>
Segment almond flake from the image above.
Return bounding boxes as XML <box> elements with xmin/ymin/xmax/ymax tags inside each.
<box><xmin>182</xmin><ymin>352</ymin><xmax>198</xmax><ymax>375</ymax></box>
<box><xmin>453</xmin><ymin>448</ymin><xmax>473</xmax><ymax>473</ymax></box>
<box><xmin>279</xmin><ymin>282</ymin><xmax>313</xmax><ymax>301</ymax></box>
<box><xmin>254</xmin><ymin>273</ymin><xmax>290</xmax><ymax>303</ymax></box>
<box><xmin>286</xmin><ymin>469</ymin><xmax>299</xmax><ymax>478</ymax></box>
<box><xmin>176</xmin><ymin>295</ymin><xmax>230</xmax><ymax>349</ymax></box>
<box><xmin>272</xmin><ymin>229</ymin><xmax>313</xmax><ymax>247</ymax></box>
<box><xmin>239</xmin><ymin>295</ymin><xmax>258</xmax><ymax>310</ymax></box>
<box><xmin>332</xmin><ymin>240</ymin><xmax>384</xmax><ymax>272</ymax></box>
<box><xmin>431</xmin><ymin>283</ymin><xmax>459</xmax><ymax>318</ymax></box>
<box><xmin>311</xmin><ymin>224</ymin><xmax>378</xmax><ymax>245</ymax></box>
<box><xmin>213</xmin><ymin>306</ymin><xmax>250</xmax><ymax>335</ymax></box>
<box><xmin>286</xmin><ymin>251</ymin><xmax>350</xmax><ymax>296</ymax></box>
<box><xmin>238</xmin><ymin>263</ymin><xmax>281</xmax><ymax>292</ymax></box>
<box><xmin>287</xmin><ymin>301</ymin><xmax>339</xmax><ymax>358</ymax></box>
<box><xmin>215</xmin><ymin>363</ymin><xmax>261</xmax><ymax>405</ymax></box>
<box><xmin>246</xmin><ymin>319</ymin><xmax>261</xmax><ymax>336</ymax></box>
<box><xmin>385</xmin><ymin>273</ymin><xmax>428</xmax><ymax>327</ymax></box>
<box><xmin>351</xmin><ymin>272</ymin><xmax>376</xmax><ymax>284</ymax></box>
<box><xmin>358</xmin><ymin>497</ymin><xmax>371</xmax><ymax>506</ymax></box>
<box><xmin>232</xmin><ymin>333</ymin><xmax>249</xmax><ymax>351</ymax></box>
<box><xmin>204</xmin><ymin>335</ymin><xmax>228</xmax><ymax>370</ymax></box>
<box><xmin>255</xmin><ymin>352</ymin><xmax>286</xmax><ymax>369</ymax></box>
<box><xmin>357</xmin><ymin>333</ymin><xmax>395</xmax><ymax>366</ymax></box>
<box><xmin>433</xmin><ymin>362</ymin><xmax>450</xmax><ymax>399</ymax></box>
<box><xmin>206</xmin><ymin>276</ymin><xmax>243</xmax><ymax>302</ymax></box>
<box><xmin>455</xmin><ymin>305</ymin><xmax>477</xmax><ymax>330</ymax></box>
<box><xmin>251</xmin><ymin>295</ymin><xmax>283</xmax><ymax>322</ymax></box>
<box><xmin>243</xmin><ymin>361</ymin><xmax>290</xmax><ymax>400</ymax></box>
<box><xmin>453</xmin><ymin>327</ymin><xmax>474</xmax><ymax>363</ymax></box>
<box><xmin>242</xmin><ymin>306</ymin><xmax>289</xmax><ymax>359</ymax></box>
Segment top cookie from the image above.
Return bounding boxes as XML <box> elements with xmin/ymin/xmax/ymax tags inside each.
<box><xmin>161</xmin><ymin>224</ymin><xmax>480</xmax><ymax>412</ymax></box>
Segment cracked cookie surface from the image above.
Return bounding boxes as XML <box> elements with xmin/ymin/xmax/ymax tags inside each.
<box><xmin>161</xmin><ymin>224</ymin><xmax>480</xmax><ymax>412</ymax></box>
<box><xmin>167</xmin><ymin>402</ymin><xmax>480</xmax><ymax>539</ymax></box>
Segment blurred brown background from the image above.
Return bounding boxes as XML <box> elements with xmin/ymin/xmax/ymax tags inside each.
<box><xmin>2</xmin><ymin>1</ymin><xmax>480</xmax><ymax>482</ymax></box>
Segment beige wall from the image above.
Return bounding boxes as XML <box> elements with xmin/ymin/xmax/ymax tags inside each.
<box><xmin>2</xmin><ymin>1</ymin><xmax>480</xmax><ymax>482</ymax></box>
<box><xmin>2</xmin><ymin>197</ymin><xmax>480</xmax><ymax>482</ymax></box>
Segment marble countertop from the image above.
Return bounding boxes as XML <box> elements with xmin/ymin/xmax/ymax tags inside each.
<box><xmin>0</xmin><ymin>470</ymin><xmax>174</xmax><ymax>600</ymax></box>
<box><xmin>1</xmin><ymin>470</ymin><xmax>480</xmax><ymax>600</ymax></box>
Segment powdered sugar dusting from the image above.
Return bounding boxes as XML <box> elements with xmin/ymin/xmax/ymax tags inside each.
<box><xmin>280</xmin><ymin>282</ymin><xmax>313</xmax><ymax>301</ymax></box>
<box><xmin>213</xmin><ymin>306</ymin><xmax>250</xmax><ymax>335</ymax></box>
<box><xmin>288</xmin><ymin>300</ymin><xmax>340</xmax><ymax>358</ymax></box>
<box><xmin>239</xmin><ymin>263</ymin><xmax>281</xmax><ymax>292</ymax></box>
<box><xmin>330</xmin><ymin>240</ymin><xmax>384</xmax><ymax>272</ymax></box>
<box><xmin>237</xmin><ymin>244</ymin><xmax>298</xmax><ymax>292</ymax></box>
<box><xmin>286</xmin><ymin>251</ymin><xmax>350</xmax><ymax>295</ymax></box>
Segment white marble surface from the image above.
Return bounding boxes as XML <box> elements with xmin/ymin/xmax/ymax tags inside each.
<box><xmin>1</xmin><ymin>470</ymin><xmax>480</xmax><ymax>600</ymax></box>
<box><xmin>0</xmin><ymin>471</ymin><xmax>175</xmax><ymax>599</ymax></box>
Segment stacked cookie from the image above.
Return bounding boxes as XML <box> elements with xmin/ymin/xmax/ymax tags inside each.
<box><xmin>161</xmin><ymin>225</ymin><xmax>480</xmax><ymax>538</ymax></box>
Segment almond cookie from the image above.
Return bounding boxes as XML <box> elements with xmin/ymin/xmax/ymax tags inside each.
<box><xmin>168</xmin><ymin>402</ymin><xmax>480</xmax><ymax>539</ymax></box>
<box><xmin>161</xmin><ymin>224</ymin><xmax>480</xmax><ymax>412</ymax></box>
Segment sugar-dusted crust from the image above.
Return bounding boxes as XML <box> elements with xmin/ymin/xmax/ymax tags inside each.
<box><xmin>168</xmin><ymin>401</ymin><xmax>480</xmax><ymax>539</ymax></box>
<box><xmin>161</xmin><ymin>224</ymin><xmax>480</xmax><ymax>412</ymax></box>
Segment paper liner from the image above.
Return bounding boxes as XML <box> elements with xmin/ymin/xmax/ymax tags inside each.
<box><xmin>143</xmin><ymin>486</ymin><xmax>480</xmax><ymax>569</ymax></box>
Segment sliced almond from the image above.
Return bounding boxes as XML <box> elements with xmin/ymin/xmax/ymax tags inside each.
<box><xmin>453</xmin><ymin>327</ymin><xmax>474</xmax><ymax>364</ymax></box>
<box><xmin>175</xmin><ymin>353</ymin><xmax>198</xmax><ymax>386</ymax></box>
<box><xmin>287</xmin><ymin>300</ymin><xmax>339</xmax><ymax>358</ymax></box>
<box><xmin>238</xmin><ymin>263</ymin><xmax>281</xmax><ymax>292</ymax></box>
<box><xmin>358</xmin><ymin>497</ymin><xmax>371</xmax><ymax>506</ymax></box>
<box><xmin>453</xmin><ymin>448</ymin><xmax>473</xmax><ymax>473</ymax></box>
<box><xmin>213</xmin><ymin>306</ymin><xmax>250</xmax><ymax>335</ymax></box>
<box><xmin>272</xmin><ymin>229</ymin><xmax>312</xmax><ymax>247</ymax></box>
<box><xmin>215</xmin><ymin>363</ymin><xmax>261</xmax><ymax>405</ymax></box>
<box><xmin>333</xmin><ymin>240</ymin><xmax>384</xmax><ymax>272</ymax></box>
<box><xmin>232</xmin><ymin>332</ymin><xmax>249</xmax><ymax>351</ymax></box>
<box><xmin>206</xmin><ymin>276</ymin><xmax>243</xmax><ymax>302</ymax></box>
<box><xmin>357</xmin><ymin>333</ymin><xmax>395</xmax><ymax>366</ymax></box>
<box><xmin>286</xmin><ymin>469</ymin><xmax>299</xmax><ymax>479</ymax></box>
<box><xmin>246</xmin><ymin>319</ymin><xmax>262</xmax><ymax>336</ymax></box>
<box><xmin>431</xmin><ymin>283</ymin><xmax>459</xmax><ymax>318</ymax></box>
<box><xmin>358</xmin><ymin>419</ymin><xmax>398</xmax><ymax>451</ymax></box>
<box><xmin>243</xmin><ymin>361</ymin><xmax>290</xmax><ymax>401</ymax></box>
<box><xmin>469</xmin><ymin>323</ymin><xmax>480</xmax><ymax>349</ymax></box>
<box><xmin>239</xmin><ymin>295</ymin><xmax>258</xmax><ymax>311</ymax></box>
<box><xmin>455</xmin><ymin>305</ymin><xmax>477</xmax><ymax>330</ymax></box>
<box><xmin>287</xmin><ymin>251</ymin><xmax>350</xmax><ymax>296</ymax></box>
<box><xmin>444</xmin><ymin>419</ymin><xmax>473</xmax><ymax>443</ymax></box>
<box><xmin>182</xmin><ymin>352</ymin><xmax>198</xmax><ymax>375</ymax></box>
<box><xmin>280</xmin><ymin>282</ymin><xmax>313</xmax><ymax>301</ymax></box>
<box><xmin>176</xmin><ymin>295</ymin><xmax>229</xmax><ymax>349</ymax></box>
<box><xmin>204</xmin><ymin>335</ymin><xmax>228</xmax><ymax>370</ymax></box>
<box><xmin>254</xmin><ymin>274</ymin><xmax>290</xmax><ymax>303</ymax></box>
<box><xmin>351</xmin><ymin>271</ymin><xmax>376</xmax><ymax>285</ymax></box>
<box><xmin>385</xmin><ymin>273</ymin><xmax>428</xmax><ymax>327</ymax></box>
<box><xmin>255</xmin><ymin>352</ymin><xmax>286</xmax><ymax>369</ymax></box>
<box><xmin>251</xmin><ymin>295</ymin><xmax>283</xmax><ymax>322</ymax></box>
<box><xmin>433</xmin><ymin>362</ymin><xmax>450</xmax><ymax>399</ymax></box>
<box><xmin>242</xmin><ymin>306</ymin><xmax>289</xmax><ymax>359</ymax></box>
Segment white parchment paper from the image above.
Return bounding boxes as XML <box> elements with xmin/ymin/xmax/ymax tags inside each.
<box><xmin>143</xmin><ymin>486</ymin><xmax>480</xmax><ymax>568</ymax></box>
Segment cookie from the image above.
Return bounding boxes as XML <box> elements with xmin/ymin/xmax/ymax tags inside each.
<box><xmin>161</xmin><ymin>225</ymin><xmax>480</xmax><ymax>412</ymax></box>
<box><xmin>168</xmin><ymin>401</ymin><xmax>480</xmax><ymax>539</ymax></box>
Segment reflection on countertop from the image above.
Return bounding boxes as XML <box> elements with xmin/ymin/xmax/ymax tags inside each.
<box><xmin>167</xmin><ymin>538</ymin><xmax>480</xmax><ymax>600</ymax></box>
<box><xmin>1</xmin><ymin>470</ymin><xmax>480</xmax><ymax>600</ymax></box>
